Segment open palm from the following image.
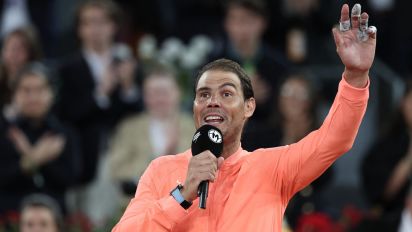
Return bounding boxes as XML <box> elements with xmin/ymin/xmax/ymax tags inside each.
<box><xmin>332</xmin><ymin>4</ymin><xmax>376</xmax><ymax>73</ymax></box>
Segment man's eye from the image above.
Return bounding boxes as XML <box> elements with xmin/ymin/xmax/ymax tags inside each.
<box><xmin>223</xmin><ymin>92</ymin><xmax>232</xmax><ymax>97</ymax></box>
<box><xmin>200</xmin><ymin>92</ymin><xmax>210</xmax><ymax>98</ymax></box>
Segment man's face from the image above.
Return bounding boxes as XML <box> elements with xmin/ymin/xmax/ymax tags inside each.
<box><xmin>224</xmin><ymin>5</ymin><xmax>266</xmax><ymax>48</ymax></box>
<box><xmin>78</xmin><ymin>6</ymin><xmax>115</xmax><ymax>49</ymax></box>
<box><xmin>20</xmin><ymin>207</ymin><xmax>58</xmax><ymax>232</ymax></box>
<box><xmin>14</xmin><ymin>74</ymin><xmax>53</xmax><ymax>119</ymax></box>
<box><xmin>193</xmin><ymin>70</ymin><xmax>255</xmax><ymax>142</ymax></box>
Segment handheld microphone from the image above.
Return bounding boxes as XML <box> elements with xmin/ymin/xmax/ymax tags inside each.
<box><xmin>191</xmin><ymin>125</ymin><xmax>223</xmax><ymax>209</ymax></box>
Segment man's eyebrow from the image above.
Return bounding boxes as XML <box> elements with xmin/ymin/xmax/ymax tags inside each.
<box><xmin>196</xmin><ymin>87</ymin><xmax>211</xmax><ymax>92</ymax></box>
<box><xmin>196</xmin><ymin>82</ymin><xmax>238</xmax><ymax>92</ymax></box>
<box><xmin>220</xmin><ymin>82</ymin><xmax>238</xmax><ymax>90</ymax></box>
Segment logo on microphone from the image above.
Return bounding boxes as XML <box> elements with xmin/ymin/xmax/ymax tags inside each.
<box><xmin>192</xmin><ymin>131</ymin><xmax>201</xmax><ymax>142</ymax></box>
<box><xmin>208</xmin><ymin>129</ymin><xmax>222</xmax><ymax>143</ymax></box>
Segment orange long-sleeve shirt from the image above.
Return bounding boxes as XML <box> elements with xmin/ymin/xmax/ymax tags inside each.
<box><xmin>112</xmin><ymin>76</ymin><xmax>369</xmax><ymax>232</ymax></box>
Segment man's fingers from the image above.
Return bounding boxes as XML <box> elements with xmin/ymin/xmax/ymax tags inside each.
<box><xmin>351</xmin><ymin>3</ymin><xmax>361</xmax><ymax>30</ymax></box>
<box><xmin>217</xmin><ymin>157</ymin><xmax>225</xmax><ymax>169</ymax></box>
<box><xmin>357</xmin><ymin>12</ymin><xmax>370</xmax><ymax>41</ymax></box>
<box><xmin>360</xmin><ymin>12</ymin><xmax>368</xmax><ymax>31</ymax></box>
<box><xmin>367</xmin><ymin>26</ymin><xmax>377</xmax><ymax>39</ymax></box>
<box><xmin>332</xmin><ymin>27</ymin><xmax>344</xmax><ymax>48</ymax></box>
<box><xmin>193</xmin><ymin>171</ymin><xmax>216</xmax><ymax>183</ymax></box>
<box><xmin>339</xmin><ymin>4</ymin><xmax>350</xmax><ymax>32</ymax></box>
<box><xmin>340</xmin><ymin>4</ymin><xmax>350</xmax><ymax>22</ymax></box>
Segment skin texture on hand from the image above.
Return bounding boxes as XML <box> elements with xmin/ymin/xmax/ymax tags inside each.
<box><xmin>332</xmin><ymin>4</ymin><xmax>377</xmax><ymax>88</ymax></box>
<box><xmin>181</xmin><ymin>151</ymin><xmax>224</xmax><ymax>202</ymax></box>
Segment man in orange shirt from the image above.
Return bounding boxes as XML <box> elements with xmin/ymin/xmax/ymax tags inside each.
<box><xmin>113</xmin><ymin>3</ymin><xmax>377</xmax><ymax>231</ymax></box>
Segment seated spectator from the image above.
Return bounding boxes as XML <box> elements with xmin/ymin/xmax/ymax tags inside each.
<box><xmin>0</xmin><ymin>63</ymin><xmax>81</xmax><ymax>215</ymax></box>
<box><xmin>0</xmin><ymin>27</ymin><xmax>42</xmax><ymax>118</ymax></box>
<box><xmin>20</xmin><ymin>194</ymin><xmax>64</xmax><ymax>232</ymax></box>
<box><xmin>56</xmin><ymin>0</ymin><xmax>142</xmax><ymax>184</ymax></box>
<box><xmin>361</xmin><ymin>81</ymin><xmax>412</xmax><ymax>231</ymax></box>
<box><xmin>108</xmin><ymin>63</ymin><xmax>194</xmax><ymax>201</ymax></box>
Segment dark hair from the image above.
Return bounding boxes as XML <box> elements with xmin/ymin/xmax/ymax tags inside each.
<box><xmin>11</xmin><ymin>62</ymin><xmax>55</xmax><ymax>95</ymax></box>
<box><xmin>225</xmin><ymin>0</ymin><xmax>269</xmax><ymax>20</ymax></box>
<box><xmin>75</xmin><ymin>0</ymin><xmax>122</xmax><ymax>27</ymax></box>
<box><xmin>1</xmin><ymin>27</ymin><xmax>43</xmax><ymax>61</ymax></box>
<box><xmin>20</xmin><ymin>194</ymin><xmax>64</xmax><ymax>232</ymax></box>
<box><xmin>194</xmin><ymin>58</ymin><xmax>254</xmax><ymax>100</ymax></box>
<box><xmin>0</xmin><ymin>27</ymin><xmax>43</xmax><ymax>106</ymax></box>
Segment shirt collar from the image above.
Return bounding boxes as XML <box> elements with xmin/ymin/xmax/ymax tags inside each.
<box><xmin>184</xmin><ymin>145</ymin><xmax>247</xmax><ymax>170</ymax></box>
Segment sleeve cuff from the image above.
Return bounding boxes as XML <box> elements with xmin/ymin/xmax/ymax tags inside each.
<box><xmin>159</xmin><ymin>196</ymin><xmax>189</xmax><ymax>224</ymax></box>
<box><xmin>339</xmin><ymin>74</ymin><xmax>370</xmax><ymax>102</ymax></box>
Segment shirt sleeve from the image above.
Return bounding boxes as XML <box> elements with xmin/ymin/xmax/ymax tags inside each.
<box><xmin>275</xmin><ymin>75</ymin><xmax>369</xmax><ymax>202</ymax></box>
<box><xmin>112</xmin><ymin>159</ymin><xmax>189</xmax><ymax>232</ymax></box>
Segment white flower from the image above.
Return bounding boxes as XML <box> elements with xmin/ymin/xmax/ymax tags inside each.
<box><xmin>180</xmin><ymin>46</ymin><xmax>203</xmax><ymax>70</ymax></box>
<box><xmin>159</xmin><ymin>37</ymin><xmax>185</xmax><ymax>62</ymax></box>
<box><xmin>138</xmin><ymin>34</ymin><xmax>157</xmax><ymax>59</ymax></box>
<box><xmin>112</xmin><ymin>43</ymin><xmax>133</xmax><ymax>61</ymax></box>
<box><xmin>189</xmin><ymin>35</ymin><xmax>213</xmax><ymax>56</ymax></box>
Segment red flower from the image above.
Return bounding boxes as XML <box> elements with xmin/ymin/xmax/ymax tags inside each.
<box><xmin>295</xmin><ymin>213</ymin><xmax>341</xmax><ymax>232</ymax></box>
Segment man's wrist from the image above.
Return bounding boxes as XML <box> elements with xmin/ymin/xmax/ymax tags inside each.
<box><xmin>180</xmin><ymin>186</ymin><xmax>193</xmax><ymax>202</ymax></box>
<box><xmin>170</xmin><ymin>184</ymin><xmax>193</xmax><ymax>210</ymax></box>
<box><xmin>343</xmin><ymin>68</ymin><xmax>369</xmax><ymax>88</ymax></box>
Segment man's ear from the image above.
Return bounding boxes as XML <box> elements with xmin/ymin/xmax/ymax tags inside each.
<box><xmin>244</xmin><ymin>98</ymin><xmax>256</xmax><ymax>118</ymax></box>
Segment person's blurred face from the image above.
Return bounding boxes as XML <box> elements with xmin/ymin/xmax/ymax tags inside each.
<box><xmin>402</xmin><ymin>90</ymin><xmax>412</xmax><ymax>129</ymax></box>
<box><xmin>20</xmin><ymin>207</ymin><xmax>58</xmax><ymax>232</ymax></box>
<box><xmin>1</xmin><ymin>34</ymin><xmax>30</xmax><ymax>75</ymax></box>
<box><xmin>78</xmin><ymin>6</ymin><xmax>116</xmax><ymax>50</ymax></box>
<box><xmin>193</xmin><ymin>70</ymin><xmax>255</xmax><ymax>142</ymax></box>
<box><xmin>14</xmin><ymin>74</ymin><xmax>53</xmax><ymax>119</ymax></box>
<box><xmin>143</xmin><ymin>75</ymin><xmax>180</xmax><ymax>119</ymax></box>
<box><xmin>279</xmin><ymin>78</ymin><xmax>311</xmax><ymax>120</ymax></box>
<box><xmin>224</xmin><ymin>5</ymin><xmax>266</xmax><ymax>49</ymax></box>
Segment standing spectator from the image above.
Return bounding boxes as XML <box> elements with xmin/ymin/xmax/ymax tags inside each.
<box><xmin>108</xmin><ymin>63</ymin><xmax>194</xmax><ymax>202</ymax></box>
<box><xmin>0</xmin><ymin>63</ymin><xmax>81</xmax><ymax>215</ymax></box>
<box><xmin>0</xmin><ymin>27</ymin><xmax>42</xmax><ymax>117</ymax></box>
<box><xmin>56</xmin><ymin>0</ymin><xmax>141</xmax><ymax>184</ymax></box>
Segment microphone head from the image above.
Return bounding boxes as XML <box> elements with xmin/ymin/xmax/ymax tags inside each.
<box><xmin>191</xmin><ymin>125</ymin><xmax>223</xmax><ymax>157</ymax></box>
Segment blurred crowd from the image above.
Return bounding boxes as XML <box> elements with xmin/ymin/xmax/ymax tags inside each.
<box><xmin>0</xmin><ymin>0</ymin><xmax>411</xmax><ymax>231</ymax></box>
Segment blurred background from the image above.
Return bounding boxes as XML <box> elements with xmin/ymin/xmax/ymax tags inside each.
<box><xmin>0</xmin><ymin>0</ymin><xmax>411</xmax><ymax>231</ymax></box>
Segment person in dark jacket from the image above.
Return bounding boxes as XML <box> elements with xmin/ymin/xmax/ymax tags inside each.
<box><xmin>0</xmin><ymin>63</ymin><xmax>81</xmax><ymax>215</ymax></box>
<box><xmin>55</xmin><ymin>0</ymin><xmax>141</xmax><ymax>183</ymax></box>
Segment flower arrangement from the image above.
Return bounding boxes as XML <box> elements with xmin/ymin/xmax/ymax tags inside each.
<box><xmin>137</xmin><ymin>34</ymin><xmax>214</xmax><ymax>106</ymax></box>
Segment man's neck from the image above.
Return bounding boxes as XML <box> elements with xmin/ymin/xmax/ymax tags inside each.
<box><xmin>221</xmin><ymin>139</ymin><xmax>241</xmax><ymax>159</ymax></box>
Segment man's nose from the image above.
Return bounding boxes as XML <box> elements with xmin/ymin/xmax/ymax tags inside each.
<box><xmin>207</xmin><ymin>94</ymin><xmax>220</xmax><ymax>107</ymax></box>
